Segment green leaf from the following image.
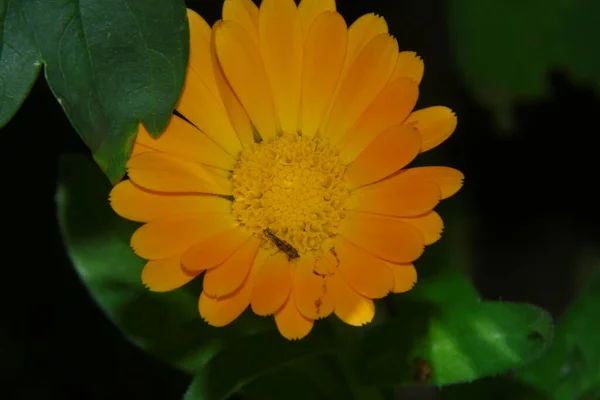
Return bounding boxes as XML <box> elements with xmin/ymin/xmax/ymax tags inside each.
<box><xmin>242</xmin><ymin>355</ymin><xmax>359</xmax><ymax>400</ymax></box>
<box><xmin>183</xmin><ymin>329</ymin><xmax>334</xmax><ymax>400</ymax></box>
<box><xmin>357</xmin><ymin>274</ymin><xmax>553</xmax><ymax>386</ymax></box>
<box><xmin>0</xmin><ymin>0</ymin><xmax>41</xmax><ymax>127</ymax></box>
<box><xmin>448</xmin><ymin>0</ymin><xmax>600</xmax><ymax>128</ymax></box>
<box><xmin>25</xmin><ymin>0</ymin><xmax>189</xmax><ymax>182</ymax></box>
<box><xmin>57</xmin><ymin>154</ymin><xmax>270</xmax><ymax>373</ymax></box>
<box><xmin>517</xmin><ymin>266</ymin><xmax>600</xmax><ymax>400</ymax></box>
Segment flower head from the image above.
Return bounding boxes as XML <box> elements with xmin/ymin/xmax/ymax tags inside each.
<box><xmin>109</xmin><ymin>0</ymin><xmax>463</xmax><ymax>340</ymax></box>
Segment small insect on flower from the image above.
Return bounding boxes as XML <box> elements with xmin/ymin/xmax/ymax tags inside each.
<box><xmin>264</xmin><ymin>228</ymin><xmax>300</xmax><ymax>260</ymax></box>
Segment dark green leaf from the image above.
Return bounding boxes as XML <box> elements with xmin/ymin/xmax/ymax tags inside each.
<box><xmin>448</xmin><ymin>0</ymin><xmax>600</xmax><ymax>128</ymax></box>
<box><xmin>57</xmin><ymin>154</ymin><xmax>270</xmax><ymax>373</ymax></box>
<box><xmin>0</xmin><ymin>0</ymin><xmax>40</xmax><ymax>127</ymax></box>
<box><xmin>517</xmin><ymin>267</ymin><xmax>600</xmax><ymax>400</ymax></box>
<box><xmin>242</xmin><ymin>355</ymin><xmax>358</xmax><ymax>400</ymax></box>
<box><xmin>183</xmin><ymin>328</ymin><xmax>334</xmax><ymax>400</ymax></box>
<box><xmin>26</xmin><ymin>0</ymin><xmax>189</xmax><ymax>182</ymax></box>
<box><xmin>358</xmin><ymin>275</ymin><xmax>553</xmax><ymax>386</ymax></box>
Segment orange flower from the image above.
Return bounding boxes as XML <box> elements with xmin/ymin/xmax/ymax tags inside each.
<box><xmin>109</xmin><ymin>0</ymin><xmax>463</xmax><ymax>340</ymax></box>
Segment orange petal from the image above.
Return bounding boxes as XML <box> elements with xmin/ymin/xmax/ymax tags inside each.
<box><xmin>338</xmin><ymin>78</ymin><xmax>418</xmax><ymax>161</ymax></box>
<box><xmin>336</xmin><ymin>238</ymin><xmax>394</xmax><ymax>299</ymax></box>
<box><xmin>250</xmin><ymin>252</ymin><xmax>292</xmax><ymax>316</ymax></box>
<box><xmin>389</xmin><ymin>51</ymin><xmax>424</xmax><ymax>85</ymax></box>
<box><xmin>274</xmin><ymin>296</ymin><xmax>314</xmax><ymax>340</ymax></box>
<box><xmin>387</xmin><ymin>263</ymin><xmax>417</xmax><ymax>293</ymax></box>
<box><xmin>322</xmin><ymin>34</ymin><xmax>398</xmax><ymax>144</ymax></box>
<box><xmin>259</xmin><ymin>0</ymin><xmax>302</xmax><ymax>134</ymax></box>
<box><xmin>396</xmin><ymin>166</ymin><xmax>464</xmax><ymax>199</ymax></box>
<box><xmin>181</xmin><ymin>226</ymin><xmax>252</xmax><ymax>271</ymax></box>
<box><xmin>222</xmin><ymin>0</ymin><xmax>259</xmax><ymax>44</ymax></box>
<box><xmin>199</xmin><ymin>279</ymin><xmax>252</xmax><ymax>327</ymax></box>
<box><xmin>347</xmin><ymin>174</ymin><xmax>441</xmax><ymax>217</ymax></box>
<box><xmin>328</xmin><ymin>274</ymin><xmax>375</xmax><ymax>326</ymax></box>
<box><xmin>187</xmin><ymin>10</ymin><xmax>220</xmax><ymax>100</ymax></box>
<box><xmin>203</xmin><ymin>236</ymin><xmax>261</xmax><ymax>297</ymax></box>
<box><xmin>210</xmin><ymin>21</ymin><xmax>255</xmax><ymax>148</ymax></box>
<box><xmin>176</xmin><ymin>69</ymin><xmax>242</xmax><ymax>156</ymax></box>
<box><xmin>300</xmin><ymin>11</ymin><xmax>347</xmax><ymax>138</ymax></box>
<box><xmin>127</xmin><ymin>152</ymin><xmax>232</xmax><ymax>195</ymax></box>
<box><xmin>131</xmin><ymin>142</ymin><xmax>153</xmax><ymax>156</ymax></box>
<box><xmin>216</xmin><ymin>21</ymin><xmax>278</xmax><ymax>141</ymax></box>
<box><xmin>344</xmin><ymin>125</ymin><xmax>421</xmax><ymax>188</ymax></box>
<box><xmin>142</xmin><ymin>255</ymin><xmax>197</xmax><ymax>292</ymax></box>
<box><xmin>298</xmin><ymin>0</ymin><xmax>336</xmax><ymax>36</ymax></box>
<box><xmin>294</xmin><ymin>253</ymin><xmax>334</xmax><ymax>319</ymax></box>
<box><xmin>398</xmin><ymin>211</ymin><xmax>444</xmax><ymax>245</ymax></box>
<box><xmin>345</xmin><ymin>13</ymin><xmax>388</xmax><ymax>71</ymax></box>
<box><xmin>405</xmin><ymin>106</ymin><xmax>457</xmax><ymax>152</ymax></box>
<box><xmin>131</xmin><ymin>214</ymin><xmax>238</xmax><ymax>259</ymax></box>
<box><xmin>339</xmin><ymin>211</ymin><xmax>424</xmax><ymax>263</ymax></box>
<box><xmin>109</xmin><ymin>180</ymin><xmax>231</xmax><ymax>223</ymax></box>
<box><xmin>136</xmin><ymin>115</ymin><xmax>235</xmax><ymax>170</ymax></box>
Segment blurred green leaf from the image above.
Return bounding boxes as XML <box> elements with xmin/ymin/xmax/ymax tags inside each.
<box><xmin>57</xmin><ymin>154</ymin><xmax>273</xmax><ymax>373</ymax></box>
<box><xmin>357</xmin><ymin>274</ymin><xmax>553</xmax><ymax>386</ymax></box>
<box><xmin>448</xmin><ymin>0</ymin><xmax>600</xmax><ymax>128</ymax></box>
<box><xmin>0</xmin><ymin>0</ymin><xmax>41</xmax><ymax>127</ymax></box>
<box><xmin>20</xmin><ymin>0</ymin><xmax>189</xmax><ymax>182</ymax></box>
<box><xmin>517</xmin><ymin>267</ymin><xmax>600</xmax><ymax>400</ymax></box>
<box><xmin>183</xmin><ymin>329</ymin><xmax>335</xmax><ymax>400</ymax></box>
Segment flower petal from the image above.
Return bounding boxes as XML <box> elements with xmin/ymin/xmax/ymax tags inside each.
<box><xmin>322</xmin><ymin>34</ymin><xmax>398</xmax><ymax>144</ymax></box>
<box><xmin>396</xmin><ymin>166</ymin><xmax>464</xmax><ymax>199</ymax></box>
<box><xmin>210</xmin><ymin>22</ymin><xmax>255</xmax><ymax>148</ymax></box>
<box><xmin>187</xmin><ymin>9</ymin><xmax>220</xmax><ymax>99</ymax></box>
<box><xmin>389</xmin><ymin>51</ymin><xmax>424</xmax><ymax>85</ymax></box>
<box><xmin>202</xmin><ymin>236</ymin><xmax>261</xmax><ymax>298</ymax></box>
<box><xmin>250</xmin><ymin>252</ymin><xmax>292</xmax><ymax>315</ymax></box>
<box><xmin>398</xmin><ymin>211</ymin><xmax>443</xmax><ymax>245</ymax></box>
<box><xmin>345</xmin><ymin>13</ymin><xmax>388</xmax><ymax>69</ymax></box>
<box><xmin>344</xmin><ymin>125</ymin><xmax>421</xmax><ymax>189</ymax></box>
<box><xmin>136</xmin><ymin>115</ymin><xmax>236</xmax><ymax>170</ymax></box>
<box><xmin>298</xmin><ymin>0</ymin><xmax>336</xmax><ymax>36</ymax></box>
<box><xmin>388</xmin><ymin>263</ymin><xmax>417</xmax><ymax>293</ymax></box>
<box><xmin>259</xmin><ymin>0</ymin><xmax>302</xmax><ymax>134</ymax></box>
<box><xmin>176</xmin><ymin>69</ymin><xmax>242</xmax><ymax>156</ymax></box>
<box><xmin>222</xmin><ymin>0</ymin><xmax>259</xmax><ymax>44</ymax></box>
<box><xmin>216</xmin><ymin>21</ymin><xmax>278</xmax><ymax>141</ymax></box>
<box><xmin>347</xmin><ymin>174</ymin><xmax>441</xmax><ymax>217</ymax></box>
<box><xmin>127</xmin><ymin>152</ymin><xmax>232</xmax><ymax>195</ymax></box>
<box><xmin>336</xmin><ymin>238</ymin><xmax>394</xmax><ymax>299</ymax></box>
<box><xmin>338</xmin><ymin>78</ymin><xmax>418</xmax><ymax>160</ymax></box>
<box><xmin>274</xmin><ymin>296</ymin><xmax>314</xmax><ymax>340</ymax></box>
<box><xmin>339</xmin><ymin>211</ymin><xmax>424</xmax><ymax>263</ymax></box>
<box><xmin>405</xmin><ymin>106</ymin><xmax>457</xmax><ymax>152</ymax></box>
<box><xmin>199</xmin><ymin>279</ymin><xmax>252</xmax><ymax>327</ymax></box>
<box><xmin>131</xmin><ymin>214</ymin><xmax>238</xmax><ymax>259</ymax></box>
<box><xmin>294</xmin><ymin>253</ymin><xmax>334</xmax><ymax>319</ymax></box>
<box><xmin>329</xmin><ymin>274</ymin><xmax>375</xmax><ymax>326</ymax></box>
<box><xmin>141</xmin><ymin>255</ymin><xmax>197</xmax><ymax>292</ymax></box>
<box><xmin>181</xmin><ymin>226</ymin><xmax>252</xmax><ymax>271</ymax></box>
<box><xmin>300</xmin><ymin>11</ymin><xmax>347</xmax><ymax>138</ymax></box>
<box><xmin>110</xmin><ymin>180</ymin><xmax>231</xmax><ymax>223</ymax></box>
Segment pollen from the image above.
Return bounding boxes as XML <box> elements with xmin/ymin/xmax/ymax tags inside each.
<box><xmin>231</xmin><ymin>132</ymin><xmax>349</xmax><ymax>255</ymax></box>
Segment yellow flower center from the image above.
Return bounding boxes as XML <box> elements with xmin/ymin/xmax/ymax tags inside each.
<box><xmin>231</xmin><ymin>132</ymin><xmax>349</xmax><ymax>255</ymax></box>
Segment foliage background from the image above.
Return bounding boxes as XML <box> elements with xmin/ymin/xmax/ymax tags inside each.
<box><xmin>1</xmin><ymin>0</ymin><xmax>599</xmax><ymax>398</ymax></box>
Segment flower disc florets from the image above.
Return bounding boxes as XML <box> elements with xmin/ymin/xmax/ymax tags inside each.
<box><xmin>232</xmin><ymin>132</ymin><xmax>349</xmax><ymax>254</ymax></box>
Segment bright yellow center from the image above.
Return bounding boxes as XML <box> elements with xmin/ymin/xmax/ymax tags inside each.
<box><xmin>231</xmin><ymin>132</ymin><xmax>349</xmax><ymax>255</ymax></box>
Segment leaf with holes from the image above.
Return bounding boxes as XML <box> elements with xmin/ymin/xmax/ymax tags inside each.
<box><xmin>357</xmin><ymin>274</ymin><xmax>554</xmax><ymax>386</ymax></box>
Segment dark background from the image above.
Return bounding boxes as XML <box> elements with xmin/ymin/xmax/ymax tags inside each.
<box><xmin>2</xmin><ymin>0</ymin><xmax>599</xmax><ymax>398</ymax></box>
